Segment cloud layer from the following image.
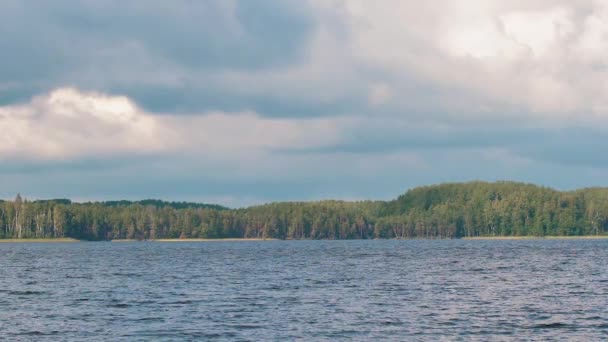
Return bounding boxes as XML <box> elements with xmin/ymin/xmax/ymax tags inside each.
<box><xmin>1</xmin><ymin>0</ymin><xmax>608</xmax><ymax>205</ymax></box>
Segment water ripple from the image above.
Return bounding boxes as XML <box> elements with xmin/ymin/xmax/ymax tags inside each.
<box><xmin>0</xmin><ymin>239</ymin><xmax>607</xmax><ymax>340</ymax></box>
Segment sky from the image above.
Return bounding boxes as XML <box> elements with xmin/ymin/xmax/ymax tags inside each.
<box><xmin>2</xmin><ymin>0</ymin><xmax>608</xmax><ymax>207</ymax></box>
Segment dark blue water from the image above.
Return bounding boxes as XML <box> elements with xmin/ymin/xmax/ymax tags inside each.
<box><xmin>1</xmin><ymin>240</ymin><xmax>607</xmax><ymax>341</ymax></box>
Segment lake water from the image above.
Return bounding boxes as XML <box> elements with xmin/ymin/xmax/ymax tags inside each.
<box><xmin>0</xmin><ymin>239</ymin><xmax>607</xmax><ymax>341</ymax></box>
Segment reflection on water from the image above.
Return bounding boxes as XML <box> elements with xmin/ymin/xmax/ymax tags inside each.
<box><xmin>1</xmin><ymin>239</ymin><xmax>607</xmax><ymax>340</ymax></box>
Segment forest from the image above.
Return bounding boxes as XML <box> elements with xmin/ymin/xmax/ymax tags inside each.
<box><xmin>1</xmin><ymin>181</ymin><xmax>607</xmax><ymax>240</ymax></box>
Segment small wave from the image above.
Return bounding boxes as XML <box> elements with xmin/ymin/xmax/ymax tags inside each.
<box><xmin>111</xmin><ymin>272</ymin><xmax>143</xmax><ymax>277</ymax></box>
<box><xmin>227</xmin><ymin>324</ymin><xmax>262</xmax><ymax>330</ymax></box>
<box><xmin>380</xmin><ymin>320</ymin><xmax>403</xmax><ymax>326</ymax></box>
<box><xmin>14</xmin><ymin>330</ymin><xmax>60</xmax><ymax>336</ymax></box>
<box><xmin>8</xmin><ymin>290</ymin><xmax>46</xmax><ymax>296</ymax></box>
<box><xmin>134</xmin><ymin>317</ymin><xmax>165</xmax><ymax>322</ymax></box>
<box><xmin>528</xmin><ymin>322</ymin><xmax>573</xmax><ymax>329</ymax></box>
<box><xmin>160</xmin><ymin>300</ymin><xmax>195</xmax><ymax>305</ymax></box>
<box><xmin>65</xmin><ymin>275</ymin><xmax>93</xmax><ymax>279</ymax></box>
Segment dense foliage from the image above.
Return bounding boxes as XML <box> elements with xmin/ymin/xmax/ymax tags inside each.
<box><xmin>1</xmin><ymin>182</ymin><xmax>607</xmax><ymax>240</ymax></box>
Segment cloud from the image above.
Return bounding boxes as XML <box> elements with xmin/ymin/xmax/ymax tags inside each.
<box><xmin>0</xmin><ymin>0</ymin><xmax>315</xmax><ymax>108</ymax></box>
<box><xmin>0</xmin><ymin>88</ymin><xmax>163</xmax><ymax>159</ymax></box>
<box><xmin>3</xmin><ymin>0</ymin><xmax>608</xmax><ymax>121</ymax></box>
<box><xmin>2</xmin><ymin>1</ymin><xmax>608</xmax><ymax>203</ymax></box>
<box><xmin>319</xmin><ymin>0</ymin><xmax>608</xmax><ymax>119</ymax></box>
<box><xmin>2</xmin><ymin>87</ymin><xmax>608</xmax><ymax>177</ymax></box>
<box><xmin>0</xmin><ymin>88</ymin><xmax>341</xmax><ymax>160</ymax></box>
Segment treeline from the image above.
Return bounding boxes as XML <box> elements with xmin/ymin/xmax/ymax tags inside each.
<box><xmin>1</xmin><ymin>181</ymin><xmax>607</xmax><ymax>240</ymax></box>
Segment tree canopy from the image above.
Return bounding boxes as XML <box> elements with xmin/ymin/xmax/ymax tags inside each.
<box><xmin>1</xmin><ymin>181</ymin><xmax>607</xmax><ymax>240</ymax></box>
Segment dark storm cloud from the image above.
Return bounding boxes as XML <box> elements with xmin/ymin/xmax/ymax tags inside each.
<box><xmin>0</xmin><ymin>0</ymin><xmax>315</xmax><ymax>108</ymax></box>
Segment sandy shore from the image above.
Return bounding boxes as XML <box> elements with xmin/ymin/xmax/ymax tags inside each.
<box><xmin>0</xmin><ymin>238</ymin><xmax>81</xmax><ymax>243</ymax></box>
<box><xmin>463</xmin><ymin>235</ymin><xmax>608</xmax><ymax>240</ymax></box>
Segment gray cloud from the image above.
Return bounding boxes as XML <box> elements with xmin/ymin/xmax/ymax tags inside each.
<box><xmin>0</xmin><ymin>0</ymin><xmax>315</xmax><ymax>108</ymax></box>
<box><xmin>7</xmin><ymin>0</ymin><xmax>606</xmax><ymax>120</ymax></box>
<box><xmin>50</xmin><ymin>1</ymin><xmax>312</xmax><ymax>68</ymax></box>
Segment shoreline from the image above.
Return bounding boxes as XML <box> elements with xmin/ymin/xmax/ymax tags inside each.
<box><xmin>152</xmin><ymin>238</ymin><xmax>277</xmax><ymax>242</ymax></box>
<box><xmin>1</xmin><ymin>236</ymin><xmax>606</xmax><ymax>243</ymax></box>
<box><xmin>0</xmin><ymin>238</ymin><xmax>81</xmax><ymax>243</ymax></box>
<box><xmin>462</xmin><ymin>235</ymin><xmax>608</xmax><ymax>240</ymax></box>
<box><xmin>112</xmin><ymin>238</ymin><xmax>278</xmax><ymax>242</ymax></box>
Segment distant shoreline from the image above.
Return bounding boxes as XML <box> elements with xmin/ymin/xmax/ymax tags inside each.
<box><xmin>1</xmin><ymin>236</ymin><xmax>607</xmax><ymax>243</ymax></box>
<box><xmin>0</xmin><ymin>238</ymin><xmax>81</xmax><ymax>243</ymax></box>
<box><xmin>462</xmin><ymin>235</ymin><xmax>608</xmax><ymax>240</ymax></box>
<box><xmin>113</xmin><ymin>238</ymin><xmax>278</xmax><ymax>242</ymax></box>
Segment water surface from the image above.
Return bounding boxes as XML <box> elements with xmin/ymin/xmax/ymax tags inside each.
<box><xmin>1</xmin><ymin>240</ymin><xmax>607</xmax><ymax>340</ymax></box>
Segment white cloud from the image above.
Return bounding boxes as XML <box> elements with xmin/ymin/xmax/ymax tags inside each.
<box><xmin>164</xmin><ymin>0</ymin><xmax>608</xmax><ymax>128</ymax></box>
<box><xmin>0</xmin><ymin>88</ymin><xmax>165</xmax><ymax>159</ymax></box>
<box><xmin>0</xmin><ymin>88</ymin><xmax>342</xmax><ymax>160</ymax></box>
<box><xmin>300</xmin><ymin>0</ymin><xmax>608</xmax><ymax>120</ymax></box>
